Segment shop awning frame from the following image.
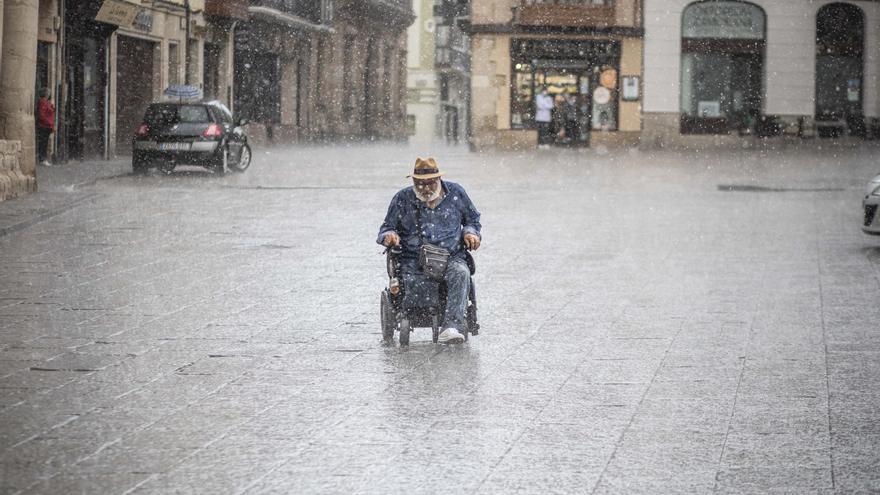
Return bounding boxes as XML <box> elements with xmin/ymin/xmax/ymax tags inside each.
<box><xmin>248</xmin><ymin>6</ymin><xmax>335</xmax><ymax>33</ymax></box>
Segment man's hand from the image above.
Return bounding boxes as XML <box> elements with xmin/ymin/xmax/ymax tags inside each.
<box><xmin>383</xmin><ymin>232</ymin><xmax>400</xmax><ymax>247</ymax></box>
<box><xmin>463</xmin><ymin>233</ymin><xmax>481</xmax><ymax>251</ymax></box>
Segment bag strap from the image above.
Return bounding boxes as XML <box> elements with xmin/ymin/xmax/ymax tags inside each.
<box><xmin>413</xmin><ymin>200</ymin><xmax>425</xmax><ymax>244</ymax></box>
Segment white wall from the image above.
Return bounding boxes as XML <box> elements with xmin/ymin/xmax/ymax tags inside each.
<box><xmin>644</xmin><ymin>0</ymin><xmax>880</xmax><ymax>118</ymax></box>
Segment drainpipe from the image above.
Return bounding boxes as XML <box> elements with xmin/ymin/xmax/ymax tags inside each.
<box><xmin>184</xmin><ymin>0</ymin><xmax>190</xmax><ymax>84</ymax></box>
<box><xmin>228</xmin><ymin>19</ymin><xmax>239</xmax><ymax>111</ymax></box>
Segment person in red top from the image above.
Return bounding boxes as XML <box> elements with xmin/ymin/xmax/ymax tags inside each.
<box><xmin>37</xmin><ymin>88</ymin><xmax>55</xmax><ymax>166</ymax></box>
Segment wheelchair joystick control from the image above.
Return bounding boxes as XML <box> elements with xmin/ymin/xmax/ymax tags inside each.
<box><xmin>389</xmin><ymin>277</ymin><xmax>401</xmax><ymax>295</ymax></box>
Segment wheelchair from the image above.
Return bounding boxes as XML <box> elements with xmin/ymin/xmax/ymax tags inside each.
<box><xmin>380</xmin><ymin>246</ymin><xmax>479</xmax><ymax>345</ymax></box>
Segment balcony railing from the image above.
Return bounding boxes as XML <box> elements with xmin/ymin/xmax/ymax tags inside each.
<box><xmin>518</xmin><ymin>0</ymin><xmax>615</xmax><ymax>27</ymax></box>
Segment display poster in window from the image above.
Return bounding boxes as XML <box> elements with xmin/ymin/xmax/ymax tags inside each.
<box><xmin>847</xmin><ymin>79</ymin><xmax>860</xmax><ymax>102</ymax></box>
<box><xmin>698</xmin><ymin>101</ymin><xmax>721</xmax><ymax>118</ymax></box>
<box><xmin>593</xmin><ymin>86</ymin><xmax>611</xmax><ymax>105</ymax></box>
<box><xmin>600</xmin><ymin>69</ymin><xmax>617</xmax><ymax>89</ymax></box>
<box><xmin>622</xmin><ymin>76</ymin><xmax>639</xmax><ymax>101</ymax></box>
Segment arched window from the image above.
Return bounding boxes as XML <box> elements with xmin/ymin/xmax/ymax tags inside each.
<box><xmin>815</xmin><ymin>3</ymin><xmax>865</xmax><ymax>137</ymax></box>
<box><xmin>680</xmin><ymin>1</ymin><xmax>766</xmax><ymax>134</ymax></box>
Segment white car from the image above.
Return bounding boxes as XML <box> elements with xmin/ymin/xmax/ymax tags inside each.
<box><xmin>863</xmin><ymin>174</ymin><xmax>880</xmax><ymax>234</ymax></box>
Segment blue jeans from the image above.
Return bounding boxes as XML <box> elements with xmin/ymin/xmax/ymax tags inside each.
<box><xmin>401</xmin><ymin>257</ymin><xmax>470</xmax><ymax>330</ymax></box>
<box><xmin>442</xmin><ymin>258</ymin><xmax>471</xmax><ymax>330</ymax></box>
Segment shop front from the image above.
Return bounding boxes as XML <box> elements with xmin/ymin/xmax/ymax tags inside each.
<box><xmin>510</xmin><ymin>39</ymin><xmax>621</xmax><ymax>147</ymax></box>
<box><xmin>115</xmin><ymin>35</ymin><xmax>157</xmax><ymax>154</ymax></box>
<box><xmin>468</xmin><ymin>31</ymin><xmax>642</xmax><ymax>151</ymax></box>
<box><xmin>63</xmin><ymin>0</ymin><xmax>121</xmax><ymax>161</ymax></box>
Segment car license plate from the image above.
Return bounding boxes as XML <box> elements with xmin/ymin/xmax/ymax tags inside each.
<box><xmin>158</xmin><ymin>142</ymin><xmax>190</xmax><ymax>151</ymax></box>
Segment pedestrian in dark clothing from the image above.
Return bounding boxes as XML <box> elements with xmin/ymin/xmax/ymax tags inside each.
<box><xmin>563</xmin><ymin>93</ymin><xmax>579</xmax><ymax>144</ymax></box>
<box><xmin>37</xmin><ymin>88</ymin><xmax>55</xmax><ymax>166</ymax></box>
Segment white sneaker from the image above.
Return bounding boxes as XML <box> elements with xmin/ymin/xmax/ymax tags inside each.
<box><xmin>438</xmin><ymin>328</ymin><xmax>464</xmax><ymax>345</ymax></box>
<box><xmin>40</xmin><ymin>160</ymin><xmax>53</xmax><ymax>167</ymax></box>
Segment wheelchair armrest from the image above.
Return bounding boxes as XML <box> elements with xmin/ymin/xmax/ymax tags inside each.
<box><xmin>465</xmin><ymin>251</ymin><xmax>476</xmax><ymax>275</ymax></box>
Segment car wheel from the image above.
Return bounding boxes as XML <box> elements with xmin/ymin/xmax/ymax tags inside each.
<box><xmin>229</xmin><ymin>144</ymin><xmax>251</xmax><ymax>172</ymax></box>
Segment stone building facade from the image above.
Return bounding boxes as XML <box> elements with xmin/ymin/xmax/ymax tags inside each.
<box><xmin>642</xmin><ymin>0</ymin><xmax>880</xmax><ymax>148</ymax></box>
<box><xmin>0</xmin><ymin>0</ymin><xmax>413</xmax><ymax>200</ymax></box>
<box><xmin>236</xmin><ymin>0</ymin><xmax>414</xmax><ymax>144</ymax></box>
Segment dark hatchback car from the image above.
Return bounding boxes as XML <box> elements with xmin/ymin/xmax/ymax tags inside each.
<box><xmin>132</xmin><ymin>101</ymin><xmax>251</xmax><ymax>174</ymax></box>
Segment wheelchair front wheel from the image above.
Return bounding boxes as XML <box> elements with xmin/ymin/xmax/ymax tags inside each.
<box><xmin>399</xmin><ymin>318</ymin><xmax>411</xmax><ymax>346</ymax></box>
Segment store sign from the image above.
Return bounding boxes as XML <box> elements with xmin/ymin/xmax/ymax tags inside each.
<box><xmin>95</xmin><ymin>0</ymin><xmax>139</xmax><ymax>27</ymax></box>
<box><xmin>682</xmin><ymin>2</ymin><xmax>764</xmax><ymax>39</ymax></box>
<box><xmin>132</xmin><ymin>8</ymin><xmax>154</xmax><ymax>32</ymax></box>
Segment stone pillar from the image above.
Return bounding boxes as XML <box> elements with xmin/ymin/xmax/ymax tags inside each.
<box><xmin>0</xmin><ymin>0</ymin><xmax>39</xmax><ymax>196</ymax></box>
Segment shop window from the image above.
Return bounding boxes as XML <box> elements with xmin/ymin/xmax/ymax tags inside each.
<box><xmin>187</xmin><ymin>39</ymin><xmax>199</xmax><ymax>85</ymax></box>
<box><xmin>168</xmin><ymin>42</ymin><xmax>180</xmax><ymax>86</ymax></box>
<box><xmin>680</xmin><ymin>1</ymin><xmax>765</xmax><ymax>135</ymax></box>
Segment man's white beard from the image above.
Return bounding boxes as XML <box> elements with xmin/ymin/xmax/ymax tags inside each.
<box><xmin>415</xmin><ymin>186</ymin><xmax>441</xmax><ymax>203</ymax></box>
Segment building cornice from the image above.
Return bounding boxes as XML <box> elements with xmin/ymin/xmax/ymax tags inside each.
<box><xmin>466</xmin><ymin>24</ymin><xmax>644</xmax><ymax>37</ymax></box>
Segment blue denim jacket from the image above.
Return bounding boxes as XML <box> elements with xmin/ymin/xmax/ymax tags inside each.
<box><xmin>377</xmin><ymin>181</ymin><xmax>482</xmax><ymax>271</ymax></box>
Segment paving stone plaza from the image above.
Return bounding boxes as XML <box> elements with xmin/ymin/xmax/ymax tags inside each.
<box><xmin>1</xmin><ymin>143</ymin><xmax>879</xmax><ymax>493</ymax></box>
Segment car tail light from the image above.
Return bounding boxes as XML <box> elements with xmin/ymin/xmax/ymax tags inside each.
<box><xmin>203</xmin><ymin>124</ymin><xmax>222</xmax><ymax>138</ymax></box>
<box><xmin>136</xmin><ymin>123</ymin><xmax>149</xmax><ymax>136</ymax></box>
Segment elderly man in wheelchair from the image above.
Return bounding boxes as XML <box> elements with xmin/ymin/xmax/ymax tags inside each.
<box><xmin>378</xmin><ymin>157</ymin><xmax>482</xmax><ymax>345</ymax></box>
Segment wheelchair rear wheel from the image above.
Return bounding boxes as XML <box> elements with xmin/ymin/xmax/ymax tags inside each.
<box><xmin>399</xmin><ymin>318</ymin><xmax>411</xmax><ymax>346</ymax></box>
<box><xmin>380</xmin><ymin>291</ymin><xmax>395</xmax><ymax>341</ymax></box>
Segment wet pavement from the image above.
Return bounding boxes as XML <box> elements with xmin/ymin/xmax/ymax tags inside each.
<box><xmin>1</xmin><ymin>141</ymin><xmax>880</xmax><ymax>493</ymax></box>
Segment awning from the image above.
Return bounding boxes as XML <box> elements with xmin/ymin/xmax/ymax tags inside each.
<box><xmin>248</xmin><ymin>6</ymin><xmax>334</xmax><ymax>33</ymax></box>
<box><xmin>95</xmin><ymin>0</ymin><xmax>141</xmax><ymax>27</ymax></box>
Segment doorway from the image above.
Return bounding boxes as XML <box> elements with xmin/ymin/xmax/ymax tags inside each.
<box><xmin>815</xmin><ymin>3</ymin><xmax>864</xmax><ymax>137</ymax></box>
<box><xmin>116</xmin><ymin>36</ymin><xmax>156</xmax><ymax>155</ymax></box>
<box><xmin>203</xmin><ymin>42</ymin><xmax>221</xmax><ymax>100</ymax></box>
<box><xmin>513</xmin><ymin>62</ymin><xmax>595</xmax><ymax>147</ymax></box>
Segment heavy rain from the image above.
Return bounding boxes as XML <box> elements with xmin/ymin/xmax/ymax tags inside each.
<box><xmin>0</xmin><ymin>0</ymin><xmax>879</xmax><ymax>493</ymax></box>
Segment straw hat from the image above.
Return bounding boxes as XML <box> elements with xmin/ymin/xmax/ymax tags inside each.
<box><xmin>407</xmin><ymin>157</ymin><xmax>445</xmax><ymax>180</ymax></box>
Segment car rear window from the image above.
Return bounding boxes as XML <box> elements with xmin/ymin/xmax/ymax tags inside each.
<box><xmin>144</xmin><ymin>104</ymin><xmax>211</xmax><ymax>124</ymax></box>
